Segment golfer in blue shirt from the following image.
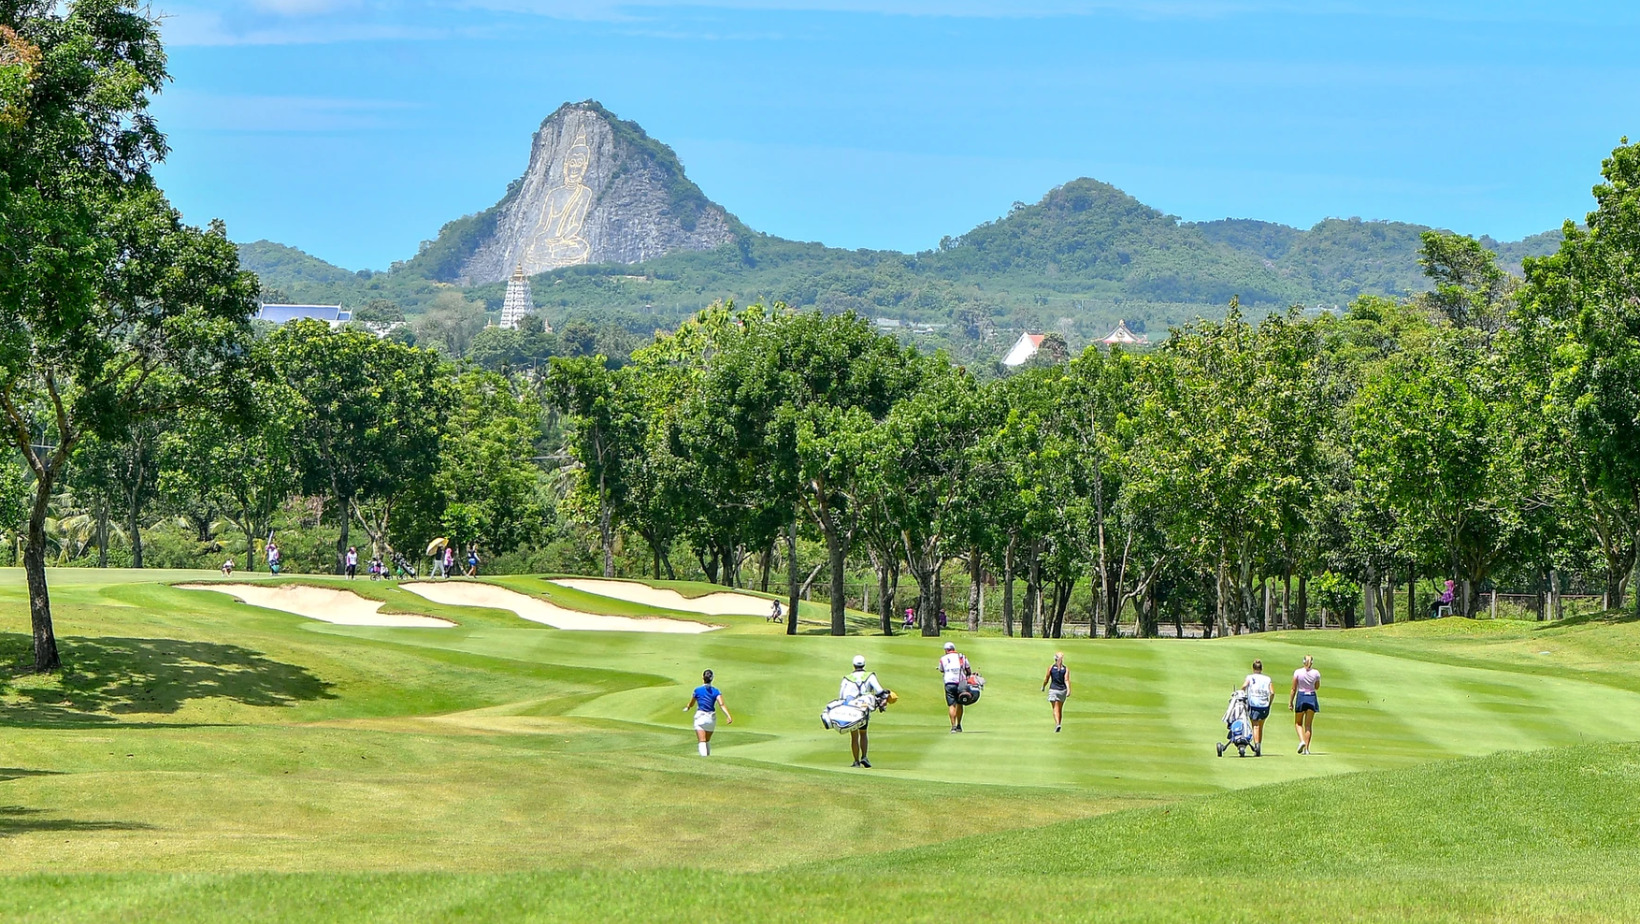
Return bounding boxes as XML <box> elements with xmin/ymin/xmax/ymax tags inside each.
<box><xmin>684</xmin><ymin>669</ymin><xmax>732</xmax><ymax>757</ymax></box>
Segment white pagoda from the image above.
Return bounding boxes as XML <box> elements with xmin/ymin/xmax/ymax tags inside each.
<box><xmin>500</xmin><ymin>265</ymin><xmax>537</xmax><ymax>330</ymax></box>
<box><xmin>1100</xmin><ymin>319</ymin><xmax>1149</xmax><ymax>347</ymax></box>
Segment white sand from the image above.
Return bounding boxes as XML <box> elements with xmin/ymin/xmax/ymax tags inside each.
<box><xmin>550</xmin><ymin>578</ymin><xmax>775</xmax><ymax>617</ymax></box>
<box><xmin>401</xmin><ymin>581</ymin><xmax>719</xmax><ymax>634</ymax></box>
<box><xmin>177</xmin><ymin>584</ymin><xmax>456</xmax><ymax>628</ymax></box>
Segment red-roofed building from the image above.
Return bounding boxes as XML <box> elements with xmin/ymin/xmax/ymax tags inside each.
<box><xmin>1002</xmin><ymin>332</ymin><xmax>1047</xmax><ymax>367</ymax></box>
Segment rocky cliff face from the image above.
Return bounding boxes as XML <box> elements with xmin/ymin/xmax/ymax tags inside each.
<box><xmin>457</xmin><ymin>102</ymin><xmax>736</xmax><ymax>284</ymax></box>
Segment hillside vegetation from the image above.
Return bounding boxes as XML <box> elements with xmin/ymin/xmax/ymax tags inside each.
<box><xmin>240</xmin><ymin>177</ymin><xmax>1562</xmax><ymax>343</ymax></box>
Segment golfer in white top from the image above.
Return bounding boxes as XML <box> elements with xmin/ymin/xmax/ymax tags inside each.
<box><xmin>938</xmin><ymin>642</ymin><xmax>969</xmax><ymax>733</ymax></box>
<box><xmin>1239</xmin><ymin>659</ymin><xmax>1274</xmax><ymax>755</ymax></box>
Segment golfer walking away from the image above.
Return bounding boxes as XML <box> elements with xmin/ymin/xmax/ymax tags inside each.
<box><xmin>841</xmin><ymin>655</ymin><xmax>885</xmax><ymax>768</ymax></box>
<box><xmin>939</xmin><ymin>642</ymin><xmax>970</xmax><ymax>733</ymax></box>
<box><xmin>1240</xmin><ymin>659</ymin><xmax>1273</xmax><ymax>754</ymax></box>
<box><xmin>1042</xmin><ymin>652</ymin><xmax>1070</xmax><ymax>732</ymax></box>
<box><xmin>684</xmin><ymin>669</ymin><xmax>732</xmax><ymax>757</ymax></box>
<box><xmin>1291</xmin><ymin>656</ymin><xmax>1320</xmax><ymax>754</ymax></box>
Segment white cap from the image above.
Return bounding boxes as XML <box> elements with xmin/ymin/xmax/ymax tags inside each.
<box><xmin>943</xmin><ymin>642</ymin><xmax>956</xmax><ymax>651</ymax></box>
<box><xmin>853</xmin><ymin>655</ymin><xmax>866</xmax><ymax>668</ymax></box>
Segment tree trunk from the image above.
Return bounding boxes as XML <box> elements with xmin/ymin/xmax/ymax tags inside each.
<box><xmin>1550</xmin><ymin>568</ymin><xmax>1562</xmax><ymax>621</ymax></box>
<box><xmin>1282</xmin><ymin>568</ymin><xmax>1292</xmax><ymax>631</ymax></box>
<box><xmin>1296</xmin><ymin>573</ymin><xmax>1308</xmax><ymax>630</ymax></box>
<box><xmin>1214</xmin><ymin>556</ymin><xmax>1231</xmax><ymax>638</ymax></box>
<box><xmin>245</xmin><ymin>524</ymin><xmax>258</xmax><ymax>571</ymax></box>
<box><xmin>1002</xmin><ymin>539</ymin><xmax>1015</xmax><ymax>637</ymax></box>
<box><xmin>127</xmin><ymin>491</ymin><xmax>144</xmax><ymax>570</ymax></box>
<box><xmin>1022</xmin><ymin>550</ymin><xmax>1039</xmax><ymax>639</ymax></box>
<box><xmin>759</xmin><ymin>546</ymin><xmax>771</xmax><ymax>593</ymax></box>
<box><xmin>1408</xmin><ymin>567</ymin><xmax>1416</xmax><ymax>621</ymax></box>
<box><xmin>786</xmin><ymin>517</ymin><xmax>799</xmax><ymax>636</ymax></box>
<box><xmin>966</xmin><ymin>549</ymin><xmax>982</xmax><ymax>632</ymax></box>
<box><xmin>598</xmin><ymin>480</ymin><xmax>614</xmax><ymax>579</ymax></box>
<box><xmin>334</xmin><ymin>494</ymin><xmax>351</xmax><ymax>576</ymax></box>
<box><xmin>25</xmin><ymin>479</ymin><xmax>61</xmax><ymax>672</ymax></box>
<box><xmin>1362</xmin><ymin>565</ymin><xmax>1379</xmax><ymax>628</ymax></box>
<box><xmin>826</xmin><ymin>524</ymin><xmax>847</xmax><ymax>637</ymax></box>
<box><xmin>877</xmin><ymin>563</ymin><xmax>894</xmax><ymax>636</ymax></box>
<box><xmin>1140</xmin><ymin>582</ymin><xmax>1157</xmax><ymax>638</ymax></box>
<box><xmin>1383</xmin><ymin>571</ymin><xmax>1395</xmax><ymax>624</ymax></box>
<box><xmin>96</xmin><ymin>498</ymin><xmax>109</xmax><ymax>569</ymax></box>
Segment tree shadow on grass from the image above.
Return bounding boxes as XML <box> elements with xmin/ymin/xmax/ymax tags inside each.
<box><xmin>0</xmin><ymin>633</ymin><xmax>335</xmax><ymax>727</ymax></box>
<box><xmin>0</xmin><ymin>804</ymin><xmax>152</xmax><ymax>837</ymax></box>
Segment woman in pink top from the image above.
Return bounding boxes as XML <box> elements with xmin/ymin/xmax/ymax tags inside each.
<box><xmin>1290</xmin><ymin>655</ymin><xmax>1321</xmax><ymax>755</ymax></box>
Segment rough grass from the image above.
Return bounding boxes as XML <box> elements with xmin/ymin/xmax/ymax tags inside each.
<box><xmin>0</xmin><ymin>569</ymin><xmax>1636</xmax><ymax>921</ymax></box>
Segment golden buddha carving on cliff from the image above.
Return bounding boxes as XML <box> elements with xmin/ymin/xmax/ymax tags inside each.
<box><xmin>525</xmin><ymin>128</ymin><xmax>595</xmax><ymax>269</ymax></box>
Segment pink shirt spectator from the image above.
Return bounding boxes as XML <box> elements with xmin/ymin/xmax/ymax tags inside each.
<box><xmin>1293</xmin><ymin>668</ymin><xmax>1320</xmax><ymax>694</ymax></box>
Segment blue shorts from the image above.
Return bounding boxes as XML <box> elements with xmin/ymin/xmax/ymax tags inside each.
<box><xmin>1295</xmin><ymin>693</ymin><xmax>1319</xmax><ymax>713</ymax></box>
<box><xmin>1249</xmin><ymin>705</ymin><xmax>1270</xmax><ymax>722</ymax></box>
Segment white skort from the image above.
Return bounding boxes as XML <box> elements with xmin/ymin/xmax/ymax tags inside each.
<box><xmin>1047</xmin><ymin>689</ymin><xmax>1067</xmax><ymax>703</ymax></box>
<box><xmin>693</xmin><ymin>710</ymin><xmax>717</xmax><ymax>733</ymax></box>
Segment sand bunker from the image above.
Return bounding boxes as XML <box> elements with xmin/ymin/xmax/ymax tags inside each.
<box><xmin>550</xmin><ymin>578</ymin><xmax>774</xmax><ymax>617</ymax></box>
<box><xmin>178</xmin><ymin>584</ymin><xmax>456</xmax><ymax>628</ymax></box>
<box><xmin>401</xmin><ymin>581</ymin><xmax>719</xmax><ymax>634</ymax></box>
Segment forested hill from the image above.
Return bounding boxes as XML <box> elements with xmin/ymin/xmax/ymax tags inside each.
<box><xmin>240</xmin><ymin>177</ymin><xmax>1562</xmax><ymax>340</ymax></box>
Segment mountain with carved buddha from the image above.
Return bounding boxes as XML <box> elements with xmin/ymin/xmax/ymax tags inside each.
<box><xmin>414</xmin><ymin>101</ymin><xmax>737</xmax><ymax>285</ymax></box>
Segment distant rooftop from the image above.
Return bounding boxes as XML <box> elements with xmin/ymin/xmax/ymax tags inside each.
<box><xmin>1002</xmin><ymin>332</ymin><xmax>1047</xmax><ymax>367</ymax></box>
<box><xmin>1100</xmin><ymin>319</ymin><xmax>1149</xmax><ymax>347</ymax></box>
<box><xmin>257</xmin><ymin>304</ymin><xmax>352</xmax><ymax>327</ymax></box>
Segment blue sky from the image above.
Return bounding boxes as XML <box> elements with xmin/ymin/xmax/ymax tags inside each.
<box><xmin>150</xmin><ymin>1</ymin><xmax>1640</xmax><ymax>271</ymax></box>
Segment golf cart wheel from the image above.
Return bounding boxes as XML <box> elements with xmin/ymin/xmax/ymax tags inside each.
<box><xmin>1216</xmin><ymin>742</ymin><xmax>1226</xmax><ymax>756</ymax></box>
<box><xmin>1237</xmin><ymin>746</ymin><xmax>1246</xmax><ymax>757</ymax></box>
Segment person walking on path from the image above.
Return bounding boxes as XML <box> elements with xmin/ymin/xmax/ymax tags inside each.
<box><xmin>442</xmin><ymin>546</ymin><xmax>455</xmax><ymax>579</ymax></box>
<box><xmin>1240</xmin><ymin>659</ymin><xmax>1274</xmax><ymax>755</ymax></box>
<box><xmin>1041</xmin><ymin>652</ymin><xmax>1070</xmax><ymax>732</ymax></box>
<box><xmin>1290</xmin><ymin>655</ymin><xmax>1321</xmax><ymax>754</ymax></box>
<box><xmin>939</xmin><ymin>641</ymin><xmax>970</xmax><ymax>733</ymax></box>
<box><xmin>841</xmin><ymin>655</ymin><xmax>886</xmax><ymax>768</ymax></box>
<box><xmin>684</xmin><ymin>669</ymin><xmax>731</xmax><ymax>757</ymax></box>
<box><xmin>345</xmin><ymin>546</ymin><xmax>358</xmax><ymax>579</ymax></box>
<box><xmin>465</xmin><ymin>546</ymin><xmax>480</xmax><ymax>577</ymax></box>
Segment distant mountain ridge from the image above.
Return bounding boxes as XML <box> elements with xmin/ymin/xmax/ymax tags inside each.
<box><xmin>238</xmin><ymin>103</ymin><xmax>1563</xmax><ymax>334</ymax></box>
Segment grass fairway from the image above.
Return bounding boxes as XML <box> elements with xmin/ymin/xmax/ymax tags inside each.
<box><xmin>0</xmin><ymin>569</ymin><xmax>1637</xmax><ymax>921</ymax></box>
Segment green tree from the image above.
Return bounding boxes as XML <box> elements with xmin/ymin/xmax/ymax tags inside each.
<box><xmin>0</xmin><ymin>1</ymin><xmax>258</xmax><ymax>670</ymax></box>
<box><xmin>1351</xmin><ymin>330</ymin><xmax>1531</xmax><ymax>615</ymax></box>
<box><xmin>1416</xmin><ymin>231</ymin><xmax>1516</xmax><ymax>332</ymax></box>
<box><xmin>1519</xmin><ymin>139</ymin><xmax>1640</xmax><ymax>614</ymax></box>
<box><xmin>738</xmin><ymin>311</ymin><xmax>919</xmax><ymax>635</ymax></box>
<box><xmin>407</xmin><ymin>370</ymin><xmax>547</xmax><ymax>554</ymax></box>
<box><xmin>414</xmin><ymin>289</ymin><xmax>488</xmax><ymax>359</ymax></box>
<box><xmin>159</xmin><ymin>351</ymin><xmax>299</xmax><ymax>571</ymax></box>
<box><xmin>545</xmin><ymin>355</ymin><xmax>637</xmax><ymax>577</ymax></box>
<box><xmin>267</xmin><ymin>321</ymin><xmax>444</xmax><ymax>572</ymax></box>
<box><xmin>871</xmin><ymin>365</ymin><xmax>986</xmax><ymax>636</ymax></box>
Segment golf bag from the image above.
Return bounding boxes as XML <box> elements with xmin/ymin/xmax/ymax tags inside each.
<box><xmin>821</xmin><ymin>694</ymin><xmax>877</xmax><ymax>733</ymax></box>
<box><xmin>955</xmin><ymin>673</ymin><xmax>986</xmax><ymax>706</ymax></box>
<box><xmin>1218</xmin><ymin>690</ymin><xmax>1256</xmax><ymax>757</ymax></box>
